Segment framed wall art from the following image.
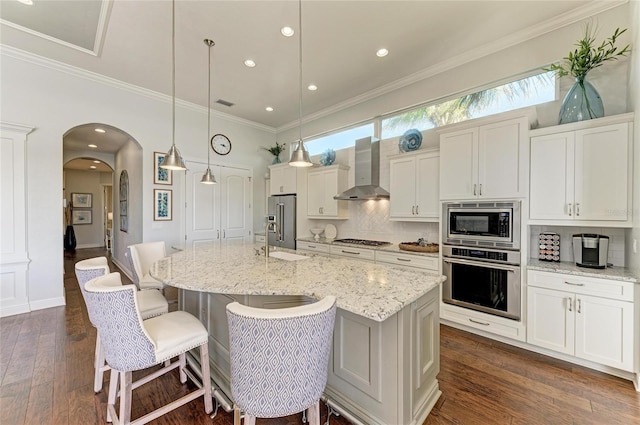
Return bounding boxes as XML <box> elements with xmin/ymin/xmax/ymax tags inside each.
<box><xmin>72</xmin><ymin>210</ymin><xmax>92</xmax><ymax>225</ymax></box>
<box><xmin>154</xmin><ymin>152</ymin><xmax>172</xmax><ymax>185</ymax></box>
<box><xmin>119</xmin><ymin>170</ymin><xmax>129</xmax><ymax>232</ymax></box>
<box><xmin>154</xmin><ymin>189</ymin><xmax>172</xmax><ymax>221</ymax></box>
<box><xmin>71</xmin><ymin>193</ymin><xmax>92</xmax><ymax>208</ymax></box>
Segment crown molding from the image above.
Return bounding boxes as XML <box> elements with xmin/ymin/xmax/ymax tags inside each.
<box><xmin>277</xmin><ymin>0</ymin><xmax>628</xmax><ymax>133</ymax></box>
<box><xmin>0</xmin><ymin>44</ymin><xmax>277</xmax><ymax>134</ymax></box>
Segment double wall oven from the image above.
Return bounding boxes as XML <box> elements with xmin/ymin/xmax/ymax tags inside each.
<box><xmin>442</xmin><ymin>201</ymin><xmax>522</xmax><ymax>321</ymax></box>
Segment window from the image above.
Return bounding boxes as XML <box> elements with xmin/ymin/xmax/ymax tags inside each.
<box><xmin>381</xmin><ymin>71</ymin><xmax>556</xmax><ymax>139</ymax></box>
<box><xmin>304</xmin><ymin>123</ymin><xmax>374</xmax><ymax>156</ymax></box>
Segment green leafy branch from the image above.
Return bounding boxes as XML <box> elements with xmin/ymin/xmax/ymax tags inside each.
<box><xmin>263</xmin><ymin>141</ymin><xmax>286</xmax><ymax>157</ymax></box>
<box><xmin>544</xmin><ymin>23</ymin><xmax>630</xmax><ymax>79</ymax></box>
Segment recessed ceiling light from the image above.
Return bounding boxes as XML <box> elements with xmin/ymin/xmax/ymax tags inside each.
<box><xmin>89</xmin><ymin>166</ymin><xmax>97</xmax><ymax>169</ymax></box>
<box><xmin>376</xmin><ymin>48</ymin><xmax>389</xmax><ymax>57</ymax></box>
<box><xmin>281</xmin><ymin>26</ymin><xmax>294</xmax><ymax>37</ymax></box>
<box><xmin>265</xmin><ymin>106</ymin><xmax>274</xmax><ymax>112</ymax></box>
<box><xmin>17</xmin><ymin>0</ymin><xmax>33</xmax><ymax>5</ymax></box>
<box><xmin>94</xmin><ymin>128</ymin><xmax>106</xmax><ymax>133</ymax></box>
<box><xmin>93</xmin><ymin>160</ymin><xmax>101</xmax><ymax>163</ymax></box>
<box><xmin>88</xmin><ymin>144</ymin><xmax>98</xmax><ymax>148</ymax></box>
<box><xmin>244</xmin><ymin>59</ymin><xmax>256</xmax><ymax>68</ymax></box>
<box><xmin>307</xmin><ymin>84</ymin><xmax>318</xmax><ymax>91</ymax></box>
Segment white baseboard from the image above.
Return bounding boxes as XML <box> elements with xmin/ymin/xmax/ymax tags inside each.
<box><xmin>76</xmin><ymin>243</ymin><xmax>105</xmax><ymax>249</ymax></box>
<box><xmin>29</xmin><ymin>296</ymin><xmax>66</xmax><ymax>311</ymax></box>
<box><xmin>0</xmin><ymin>303</ymin><xmax>31</xmax><ymax>317</ymax></box>
<box><xmin>111</xmin><ymin>258</ymin><xmax>134</xmax><ymax>282</ymax></box>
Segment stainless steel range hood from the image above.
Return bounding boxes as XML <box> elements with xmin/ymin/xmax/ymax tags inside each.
<box><xmin>334</xmin><ymin>136</ymin><xmax>390</xmax><ymax>200</ymax></box>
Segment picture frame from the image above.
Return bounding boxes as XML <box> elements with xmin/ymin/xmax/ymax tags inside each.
<box><xmin>119</xmin><ymin>170</ymin><xmax>129</xmax><ymax>232</ymax></box>
<box><xmin>120</xmin><ymin>200</ymin><xmax>127</xmax><ymax>216</ymax></box>
<box><xmin>154</xmin><ymin>189</ymin><xmax>172</xmax><ymax>221</ymax></box>
<box><xmin>71</xmin><ymin>193</ymin><xmax>92</xmax><ymax>208</ymax></box>
<box><xmin>154</xmin><ymin>152</ymin><xmax>172</xmax><ymax>185</ymax></box>
<box><xmin>72</xmin><ymin>210</ymin><xmax>92</xmax><ymax>225</ymax></box>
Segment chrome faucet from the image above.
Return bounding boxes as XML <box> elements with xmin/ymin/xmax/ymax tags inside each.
<box><xmin>264</xmin><ymin>219</ymin><xmax>281</xmax><ymax>257</ymax></box>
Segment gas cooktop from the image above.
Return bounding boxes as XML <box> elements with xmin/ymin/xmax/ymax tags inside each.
<box><xmin>333</xmin><ymin>238</ymin><xmax>391</xmax><ymax>247</ymax></box>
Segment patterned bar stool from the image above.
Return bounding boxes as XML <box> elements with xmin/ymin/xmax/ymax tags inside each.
<box><xmin>75</xmin><ymin>257</ymin><xmax>168</xmax><ymax>392</ymax></box>
<box><xmin>226</xmin><ymin>296</ymin><xmax>337</xmax><ymax>425</ymax></box>
<box><xmin>127</xmin><ymin>241</ymin><xmax>167</xmax><ymax>291</ymax></box>
<box><xmin>84</xmin><ymin>272</ymin><xmax>213</xmax><ymax>424</ymax></box>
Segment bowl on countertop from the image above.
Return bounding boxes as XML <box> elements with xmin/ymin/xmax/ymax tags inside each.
<box><xmin>309</xmin><ymin>228</ymin><xmax>324</xmax><ymax>241</ymax></box>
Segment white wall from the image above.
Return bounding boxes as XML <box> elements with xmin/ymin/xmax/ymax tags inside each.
<box><xmin>64</xmin><ymin>170</ymin><xmax>111</xmax><ymax>248</ymax></box>
<box><xmin>0</xmin><ymin>48</ymin><xmax>276</xmax><ymax>312</ymax></box>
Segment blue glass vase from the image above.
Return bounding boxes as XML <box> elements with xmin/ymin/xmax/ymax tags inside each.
<box><xmin>558</xmin><ymin>76</ymin><xmax>604</xmax><ymax>124</ymax></box>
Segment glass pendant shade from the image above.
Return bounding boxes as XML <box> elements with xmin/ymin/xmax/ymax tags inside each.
<box><xmin>289</xmin><ymin>140</ymin><xmax>313</xmax><ymax>167</ymax></box>
<box><xmin>200</xmin><ymin>167</ymin><xmax>216</xmax><ymax>184</ymax></box>
<box><xmin>161</xmin><ymin>144</ymin><xmax>187</xmax><ymax>170</ymax></box>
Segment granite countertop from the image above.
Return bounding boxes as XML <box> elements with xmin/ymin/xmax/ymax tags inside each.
<box><xmin>297</xmin><ymin>237</ymin><xmax>439</xmax><ymax>258</ymax></box>
<box><xmin>151</xmin><ymin>240</ymin><xmax>445</xmax><ymax>322</ymax></box>
<box><xmin>527</xmin><ymin>259</ymin><xmax>638</xmax><ymax>283</ymax></box>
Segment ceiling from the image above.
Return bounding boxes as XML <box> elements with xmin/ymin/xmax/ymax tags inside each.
<box><xmin>1</xmin><ymin>1</ymin><xmax>625</xmax><ymax>137</ymax></box>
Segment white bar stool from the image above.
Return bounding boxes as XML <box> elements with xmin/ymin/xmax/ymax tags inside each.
<box><xmin>84</xmin><ymin>272</ymin><xmax>213</xmax><ymax>424</ymax></box>
<box><xmin>127</xmin><ymin>242</ymin><xmax>167</xmax><ymax>291</ymax></box>
<box><xmin>226</xmin><ymin>296</ymin><xmax>337</xmax><ymax>425</ymax></box>
<box><xmin>75</xmin><ymin>257</ymin><xmax>168</xmax><ymax>392</ymax></box>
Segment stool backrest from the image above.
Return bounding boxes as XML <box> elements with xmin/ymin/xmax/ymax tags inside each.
<box><xmin>127</xmin><ymin>241</ymin><xmax>166</xmax><ymax>286</ymax></box>
<box><xmin>84</xmin><ymin>272</ymin><xmax>156</xmax><ymax>372</ymax></box>
<box><xmin>74</xmin><ymin>257</ymin><xmax>110</xmax><ymax>326</ymax></box>
<box><xmin>226</xmin><ymin>296</ymin><xmax>337</xmax><ymax>418</ymax></box>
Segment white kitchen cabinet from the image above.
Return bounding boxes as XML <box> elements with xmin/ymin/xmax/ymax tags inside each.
<box><xmin>330</xmin><ymin>245</ymin><xmax>375</xmax><ymax>262</ymax></box>
<box><xmin>527</xmin><ymin>270</ymin><xmax>635</xmax><ymax>372</ymax></box>
<box><xmin>389</xmin><ymin>150</ymin><xmax>439</xmax><ymax>221</ymax></box>
<box><xmin>269</xmin><ymin>163</ymin><xmax>297</xmax><ymax>195</ymax></box>
<box><xmin>307</xmin><ymin>165</ymin><xmax>349</xmax><ymax>219</ymax></box>
<box><xmin>374</xmin><ymin>250</ymin><xmax>438</xmax><ymax>271</ymax></box>
<box><xmin>530</xmin><ymin>114</ymin><xmax>633</xmax><ymax>225</ymax></box>
<box><xmin>296</xmin><ymin>240</ymin><xmax>331</xmax><ymax>255</ymax></box>
<box><xmin>439</xmin><ymin>115</ymin><xmax>529</xmax><ymax>200</ymax></box>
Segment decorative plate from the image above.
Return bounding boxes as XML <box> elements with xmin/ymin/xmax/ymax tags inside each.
<box><xmin>399</xmin><ymin>129</ymin><xmax>422</xmax><ymax>152</ymax></box>
<box><xmin>319</xmin><ymin>148</ymin><xmax>336</xmax><ymax>166</ymax></box>
<box><xmin>324</xmin><ymin>224</ymin><xmax>337</xmax><ymax>240</ymax></box>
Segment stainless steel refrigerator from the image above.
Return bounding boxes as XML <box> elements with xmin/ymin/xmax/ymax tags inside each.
<box><xmin>267</xmin><ymin>195</ymin><xmax>296</xmax><ymax>250</ymax></box>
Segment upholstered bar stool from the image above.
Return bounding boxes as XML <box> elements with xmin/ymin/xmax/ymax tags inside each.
<box><xmin>127</xmin><ymin>241</ymin><xmax>167</xmax><ymax>291</ymax></box>
<box><xmin>75</xmin><ymin>257</ymin><xmax>168</xmax><ymax>392</ymax></box>
<box><xmin>226</xmin><ymin>296</ymin><xmax>337</xmax><ymax>425</ymax></box>
<box><xmin>84</xmin><ymin>272</ymin><xmax>213</xmax><ymax>425</ymax></box>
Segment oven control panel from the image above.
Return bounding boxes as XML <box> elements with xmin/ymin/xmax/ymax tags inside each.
<box><xmin>443</xmin><ymin>245</ymin><xmax>520</xmax><ymax>265</ymax></box>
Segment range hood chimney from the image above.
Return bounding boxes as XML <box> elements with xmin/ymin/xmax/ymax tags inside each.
<box><xmin>334</xmin><ymin>136</ymin><xmax>390</xmax><ymax>200</ymax></box>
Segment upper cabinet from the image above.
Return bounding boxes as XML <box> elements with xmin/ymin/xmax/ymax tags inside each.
<box><xmin>389</xmin><ymin>150</ymin><xmax>439</xmax><ymax>221</ymax></box>
<box><xmin>529</xmin><ymin>113</ymin><xmax>633</xmax><ymax>226</ymax></box>
<box><xmin>439</xmin><ymin>116</ymin><xmax>529</xmax><ymax>200</ymax></box>
<box><xmin>307</xmin><ymin>164</ymin><xmax>349</xmax><ymax>219</ymax></box>
<box><xmin>269</xmin><ymin>163</ymin><xmax>297</xmax><ymax>195</ymax></box>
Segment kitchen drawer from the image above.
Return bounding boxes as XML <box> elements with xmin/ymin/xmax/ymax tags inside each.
<box><xmin>330</xmin><ymin>245</ymin><xmax>375</xmax><ymax>261</ymax></box>
<box><xmin>297</xmin><ymin>240</ymin><xmax>331</xmax><ymax>254</ymax></box>
<box><xmin>527</xmin><ymin>270</ymin><xmax>634</xmax><ymax>302</ymax></box>
<box><xmin>375</xmin><ymin>251</ymin><xmax>438</xmax><ymax>271</ymax></box>
<box><xmin>255</xmin><ymin>234</ymin><xmax>266</xmax><ymax>243</ymax></box>
<box><xmin>441</xmin><ymin>303</ymin><xmax>526</xmax><ymax>341</ymax></box>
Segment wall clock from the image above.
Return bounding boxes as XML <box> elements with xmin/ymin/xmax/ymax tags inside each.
<box><xmin>211</xmin><ymin>133</ymin><xmax>231</xmax><ymax>155</ymax></box>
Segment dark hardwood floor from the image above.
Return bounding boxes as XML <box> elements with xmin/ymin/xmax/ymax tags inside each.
<box><xmin>1</xmin><ymin>247</ymin><xmax>638</xmax><ymax>424</ymax></box>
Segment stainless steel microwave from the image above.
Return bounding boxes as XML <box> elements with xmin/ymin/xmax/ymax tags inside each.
<box><xmin>442</xmin><ymin>201</ymin><xmax>521</xmax><ymax>250</ymax></box>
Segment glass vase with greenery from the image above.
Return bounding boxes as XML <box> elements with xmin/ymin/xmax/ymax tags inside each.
<box><xmin>264</xmin><ymin>141</ymin><xmax>286</xmax><ymax>164</ymax></box>
<box><xmin>544</xmin><ymin>23</ymin><xmax>630</xmax><ymax>124</ymax></box>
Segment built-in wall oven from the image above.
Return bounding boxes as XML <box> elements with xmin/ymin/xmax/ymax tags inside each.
<box><xmin>442</xmin><ymin>201</ymin><xmax>522</xmax><ymax>321</ymax></box>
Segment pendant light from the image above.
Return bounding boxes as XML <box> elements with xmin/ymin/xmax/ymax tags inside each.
<box><xmin>201</xmin><ymin>39</ymin><xmax>217</xmax><ymax>184</ymax></box>
<box><xmin>160</xmin><ymin>0</ymin><xmax>188</xmax><ymax>171</ymax></box>
<box><xmin>289</xmin><ymin>0</ymin><xmax>313</xmax><ymax>167</ymax></box>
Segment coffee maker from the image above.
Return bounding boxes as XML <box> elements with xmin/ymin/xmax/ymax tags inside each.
<box><xmin>572</xmin><ymin>234</ymin><xmax>609</xmax><ymax>269</ymax></box>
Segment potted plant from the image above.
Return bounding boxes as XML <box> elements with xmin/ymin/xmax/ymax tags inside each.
<box><xmin>263</xmin><ymin>141</ymin><xmax>286</xmax><ymax>164</ymax></box>
<box><xmin>544</xmin><ymin>23</ymin><xmax>630</xmax><ymax>124</ymax></box>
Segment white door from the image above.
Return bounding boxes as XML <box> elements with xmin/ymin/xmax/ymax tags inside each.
<box><xmin>526</xmin><ymin>286</ymin><xmax>574</xmax><ymax>355</ymax></box>
<box><xmin>529</xmin><ymin>132</ymin><xmax>574</xmax><ymax>220</ymax></box>
<box><xmin>220</xmin><ymin>167</ymin><xmax>252</xmax><ymax>242</ymax></box>
<box><xmin>439</xmin><ymin>128</ymin><xmax>477</xmax><ymax>200</ymax></box>
<box><xmin>389</xmin><ymin>156</ymin><xmax>416</xmax><ymax>218</ymax></box>
<box><xmin>185</xmin><ymin>161</ymin><xmax>220</xmax><ymax>249</ymax></box>
<box><xmin>415</xmin><ymin>152</ymin><xmax>439</xmax><ymax>218</ymax></box>
<box><xmin>574</xmin><ymin>294</ymin><xmax>634</xmax><ymax>371</ymax></box>
<box><xmin>574</xmin><ymin>123</ymin><xmax>629</xmax><ymax>221</ymax></box>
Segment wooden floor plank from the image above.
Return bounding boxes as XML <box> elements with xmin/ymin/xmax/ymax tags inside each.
<box><xmin>23</xmin><ymin>382</ymin><xmax>54</xmax><ymax>425</ymax></box>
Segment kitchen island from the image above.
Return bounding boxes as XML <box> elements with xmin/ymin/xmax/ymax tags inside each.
<box><xmin>151</xmin><ymin>241</ymin><xmax>445</xmax><ymax>425</ymax></box>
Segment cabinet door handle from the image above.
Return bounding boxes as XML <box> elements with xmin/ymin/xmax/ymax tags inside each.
<box><xmin>341</xmin><ymin>250</ymin><xmax>360</xmax><ymax>255</ymax></box>
<box><xmin>576</xmin><ymin>203</ymin><xmax>580</xmax><ymax>217</ymax></box>
<box><xmin>577</xmin><ymin>299</ymin><xmax>581</xmax><ymax>314</ymax></box>
<box><xmin>564</xmin><ymin>281</ymin><xmax>584</xmax><ymax>287</ymax></box>
<box><xmin>469</xmin><ymin>318</ymin><xmax>490</xmax><ymax>326</ymax></box>
<box><xmin>397</xmin><ymin>258</ymin><xmax>411</xmax><ymax>262</ymax></box>
<box><xmin>568</xmin><ymin>297</ymin><xmax>573</xmax><ymax>312</ymax></box>
<box><xmin>479</xmin><ymin>184</ymin><xmax>483</xmax><ymax>196</ymax></box>
<box><xmin>280</xmin><ymin>185</ymin><xmax>283</xmax><ymax>192</ymax></box>
<box><xmin>416</xmin><ymin>205</ymin><xmax>419</xmax><ymax>215</ymax></box>
<box><xmin>217</xmin><ymin>230</ymin><xmax>220</xmax><ymax>239</ymax></box>
<box><xmin>473</xmin><ymin>184</ymin><xmax>477</xmax><ymax>196</ymax></box>
<box><xmin>223</xmin><ymin>229</ymin><xmax>226</xmax><ymax>239</ymax></box>
<box><xmin>567</xmin><ymin>203</ymin><xmax>572</xmax><ymax>216</ymax></box>
<box><xmin>412</xmin><ymin>205</ymin><xmax>415</xmax><ymax>215</ymax></box>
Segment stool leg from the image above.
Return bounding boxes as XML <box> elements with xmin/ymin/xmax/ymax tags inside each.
<box><xmin>106</xmin><ymin>369</ymin><xmax>118</xmax><ymax>423</ymax></box>
<box><xmin>307</xmin><ymin>401</ymin><xmax>320</xmax><ymax>425</ymax></box>
<box><xmin>94</xmin><ymin>334</ymin><xmax>105</xmax><ymax>392</ymax></box>
<box><xmin>119</xmin><ymin>371</ymin><xmax>133</xmax><ymax>424</ymax></box>
<box><xmin>199</xmin><ymin>343</ymin><xmax>213</xmax><ymax>414</ymax></box>
<box><xmin>179</xmin><ymin>353</ymin><xmax>187</xmax><ymax>383</ymax></box>
<box><xmin>245</xmin><ymin>414</ymin><xmax>256</xmax><ymax>425</ymax></box>
<box><xmin>233</xmin><ymin>404</ymin><xmax>241</xmax><ymax>425</ymax></box>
